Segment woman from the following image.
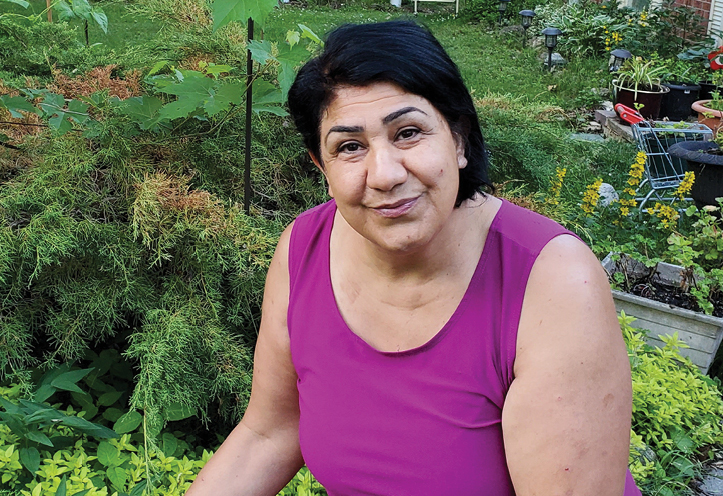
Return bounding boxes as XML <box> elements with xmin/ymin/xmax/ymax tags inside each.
<box><xmin>186</xmin><ymin>21</ymin><xmax>640</xmax><ymax>495</ymax></box>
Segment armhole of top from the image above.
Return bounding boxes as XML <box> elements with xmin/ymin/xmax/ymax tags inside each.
<box><xmin>287</xmin><ymin>216</ymin><xmax>304</xmax><ymax>297</ymax></box>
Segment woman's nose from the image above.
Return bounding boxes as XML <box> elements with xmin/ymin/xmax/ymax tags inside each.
<box><xmin>365</xmin><ymin>142</ymin><xmax>408</xmax><ymax>191</ymax></box>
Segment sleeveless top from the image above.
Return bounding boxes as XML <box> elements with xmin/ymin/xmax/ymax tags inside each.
<box><xmin>287</xmin><ymin>198</ymin><xmax>641</xmax><ymax>496</ymax></box>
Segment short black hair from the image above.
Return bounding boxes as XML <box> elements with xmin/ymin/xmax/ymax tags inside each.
<box><xmin>287</xmin><ymin>20</ymin><xmax>492</xmax><ymax>206</ymax></box>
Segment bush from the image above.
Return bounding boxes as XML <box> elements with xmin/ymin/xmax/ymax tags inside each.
<box><xmin>621</xmin><ymin>313</ymin><xmax>723</xmax><ymax>492</ymax></box>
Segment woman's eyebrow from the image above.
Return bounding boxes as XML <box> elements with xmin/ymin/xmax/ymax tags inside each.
<box><xmin>382</xmin><ymin>106</ymin><xmax>427</xmax><ymax>124</ymax></box>
<box><xmin>326</xmin><ymin>125</ymin><xmax>364</xmax><ymax>139</ymax></box>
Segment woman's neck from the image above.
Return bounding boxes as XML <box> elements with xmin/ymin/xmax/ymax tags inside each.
<box><xmin>335</xmin><ymin>195</ymin><xmax>501</xmax><ymax>283</ymax></box>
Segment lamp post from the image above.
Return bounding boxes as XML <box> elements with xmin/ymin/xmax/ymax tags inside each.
<box><xmin>498</xmin><ymin>0</ymin><xmax>511</xmax><ymax>25</ymax></box>
<box><xmin>609</xmin><ymin>48</ymin><xmax>632</xmax><ymax>73</ymax></box>
<box><xmin>519</xmin><ymin>10</ymin><xmax>535</xmax><ymax>48</ymax></box>
<box><xmin>541</xmin><ymin>27</ymin><xmax>562</xmax><ymax>72</ymax></box>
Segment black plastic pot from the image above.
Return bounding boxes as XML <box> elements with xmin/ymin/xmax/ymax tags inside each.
<box><xmin>660</xmin><ymin>82</ymin><xmax>700</xmax><ymax>121</ymax></box>
<box><xmin>699</xmin><ymin>81</ymin><xmax>721</xmax><ymax>101</ymax></box>
<box><xmin>668</xmin><ymin>140</ymin><xmax>723</xmax><ymax>208</ymax></box>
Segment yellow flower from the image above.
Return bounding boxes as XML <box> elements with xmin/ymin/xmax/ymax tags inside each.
<box><xmin>674</xmin><ymin>171</ymin><xmax>695</xmax><ymax>200</ymax></box>
<box><xmin>646</xmin><ymin>202</ymin><xmax>679</xmax><ymax>229</ymax></box>
<box><xmin>581</xmin><ymin>178</ymin><xmax>603</xmax><ymax>217</ymax></box>
<box><xmin>548</xmin><ymin>167</ymin><xmax>567</xmax><ymax>205</ymax></box>
<box><xmin>620</xmin><ymin>207</ymin><xmax>630</xmax><ymax>216</ymax></box>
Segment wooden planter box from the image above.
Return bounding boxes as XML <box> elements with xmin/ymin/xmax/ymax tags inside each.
<box><xmin>602</xmin><ymin>254</ymin><xmax>723</xmax><ymax>373</ymax></box>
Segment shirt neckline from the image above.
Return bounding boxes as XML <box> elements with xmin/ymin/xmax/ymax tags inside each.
<box><xmin>324</xmin><ymin>197</ymin><xmax>508</xmax><ymax>357</ymax></box>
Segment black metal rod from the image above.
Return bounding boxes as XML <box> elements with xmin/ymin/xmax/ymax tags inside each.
<box><xmin>547</xmin><ymin>48</ymin><xmax>553</xmax><ymax>72</ymax></box>
<box><xmin>244</xmin><ymin>17</ymin><xmax>254</xmax><ymax>215</ymax></box>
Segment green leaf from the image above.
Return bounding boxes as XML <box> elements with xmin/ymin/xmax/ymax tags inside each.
<box><xmin>113</xmin><ymin>411</ymin><xmax>142</xmax><ymax>434</ymax></box>
<box><xmin>252</xmin><ymin>104</ymin><xmax>288</xmax><ymax>117</ymax></box>
<box><xmin>0</xmin><ymin>95</ymin><xmax>39</xmax><ymax>118</ymax></box>
<box><xmin>102</xmin><ymin>407</ymin><xmax>124</xmax><ymax>422</ymax></box>
<box><xmin>25</xmin><ymin>408</ymin><xmax>66</xmax><ymax>424</ymax></box>
<box><xmin>97</xmin><ymin>390</ymin><xmax>123</xmax><ymax>407</ymax></box>
<box><xmin>252</xmin><ymin>80</ymin><xmax>282</xmax><ymax>105</ymax></box>
<box><xmin>60</xmin><ymin>416</ymin><xmax>118</xmax><ymax>439</ymax></box>
<box><xmin>26</xmin><ymin>430</ymin><xmax>54</xmax><ymax>447</ymax></box>
<box><xmin>54</xmin><ymin>0</ymin><xmax>75</xmax><ymax>20</ymax></box>
<box><xmin>55</xmin><ymin>476</ymin><xmax>67</xmax><ymax>496</ymax></box>
<box><xmin>212</xmin><ymin>0</ymin><xmax>277</xmax><ymax>31</ymax></box>
<box><xmin>66</xmin><ymin>99</ymin><xmax>90</xmax><ymax>125</ymax></box>
<box><xmin>2</xmin><ymin>0</ymin><xmax>30</xmax><ymax>8</ymax></box>
<box><xmin>298</xmin><ymin>24</ymin><xmax>322</xmax><ymax>45</ymax></box>
<box><xmin>97</xmin><ymin>441</ymin><xmax>121</xmax><ymax>467</ymax></box>
<box><xmin>164</xmin><ymin>402</ymin><xmax>195</xmax><ymax>422</ymax></box>
<box><xmin>205</xmin><ymin>63</ymin><xmax>234</xmax><ymax>78</ymax></box>
<box><xmin>71</xmin><ymin>0</ymin><xmax>92</xmax><ymax>19</ymax></box>
<box><xmin>286</xmin><ymin>30</ymin><xmax>300</xmax><ymax>48</ymax></box>
<box><xmin>106</xmin><ymin>466</ymin><xmax>127</xmax><ymax>489</ymax></box>
<box><xmin>73</xmin><ymin>490</ymin><xmax>90</xmax><ymax>496</ymax></box>
<box><xmin>71</xmin><ymin>391</ymin><xmax>98</xmax><ymax>419</ymax></box>
<box><xmin>148</xmin><ymin>61</ymin><xmax>171</xmax><ymax>77</ymax></box>
<box><xmin>157</xmin><ymin>74</ymin><xmax>216</xmax><ymax>120</ymax></box>
<box><xmin>0</xmin><ymin>397</ymin><xmax>22</xmax><ymax>415</ymax></box>
<box><xmin>34</xmin><ymin>384</ymin><xmax>57</xmax><ymax>403</ymax></box>
<box><xmin>161</xmin><ymin>432</ymin><xmax>178</xmax><ymax>456</ymax></box>
<box><xmin>48</xmin><ymin>113</ymin><xmax>74</xmax><ymax>135</ymax></box>
<box><xmin>204</xmin><ymin>81</ymin><xmax>245</xmax><ymax>116</ymax></box>
<box><xmin>0</xmin><ymin>412</ymin><xmax>29</xmax><ymax>437</ymax></box>
<box><xmin>158</xmin><ymin>99</ymin><xmax>201</xmax><ymax>121</ymax></box>
<box><xmin>119</xmin><ymin>96</ymin><xmax>166</xmax><ymax>131</ymax></box>
<box><xmin>90</xmin><ymin>7</ymin><xmax>108</xmax><ymax>33</ymax></box>
<box><xmin>276</xmin><ymin>44</ymin><xmax>310</xmax><ymax>101</ymax></box>
<box><xmin>129</xmin><ymin>480</ymin><xmax>147</xmax><ymax>496</ymax></box>
<box><xmin>51</xmin><ymin>369</ymin><xmax>93</xmax><ymax>393</ymax></box>
<box><xmin>19</xmin><ymin>447</ymin><xmax>40</xmax><ymax>474</ymax></box>
<box><xmin>247</xmin><ymin>40</ymin><xmax>274</xmax><ymax>65</ymax></box>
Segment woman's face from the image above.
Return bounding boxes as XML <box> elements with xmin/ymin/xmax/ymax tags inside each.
<box><xmin>313</xmin><ymin>82</ymin><xmax>468</xmax><ymax>254</ymax></box>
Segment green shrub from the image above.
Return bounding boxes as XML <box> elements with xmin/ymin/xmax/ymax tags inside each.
<box><xmin>621</xmin><ymin>313</ymin><xmax>723</xmax><ymax>492</ymax></box>
<box><xmin>0</xmin><ymin>15</ymin><xmax>88</xmax><ymax>77</ymax></box>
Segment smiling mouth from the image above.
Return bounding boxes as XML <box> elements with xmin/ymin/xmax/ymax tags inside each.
<box><xmin>372</xmin><ymin>197</ymin><xmax>419</xmax><ymax>218</ymax></box>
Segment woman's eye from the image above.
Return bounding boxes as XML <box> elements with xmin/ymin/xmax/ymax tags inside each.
<box><xmin>397</xmin><ymin>128</ymin><xmax>419</xmax><ymax>140</ymax></box>
<box><xmin>338</xmin><ymin>142</ymin><xmax>361</xmax><ymax>153</ymax></box>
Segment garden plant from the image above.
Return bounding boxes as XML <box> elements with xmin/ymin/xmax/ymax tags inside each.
<box><xmin>0</xmin><ymin>0</ymin><xmax>722</xmax><ymax>494</ymax></box>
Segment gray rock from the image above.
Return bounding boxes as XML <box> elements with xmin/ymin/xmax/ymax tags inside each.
<box><xmin>530</xmin><ymin>36</ymin><xmax>545</xmax><ymax>49</ymax></box>
<box><xmin>698</xmin><ymin>463</ymin><xmax>723</xmax><ymax>495</ymax></box>
<box><xmin>598</xmin><ymin>182</ymin><xmax>619</xmax><ymax>206</ymax></box>
<box><xmin>602</xmin><ymin>100</ymin><xmax>615</xmax><ymax>111</ymax></box>
<box><xmin>586</xmin><ymin>121</ymin><xmax>603</xmax><ymax>132</ymax></box>
<box><xmin>540</xmin><ymin>52</ymin><xmax>567</xmax><ymax>67</ymax></box>
<box><xmin>569</xmin><ymin>133</ymin><xmax>606</xmax><ymax>143</ymax></box>
<box><xmin>591</xmin><ymin>87</ymin><xmax>611</xmax><ymax>98</ymax></box>
<box><xmin>500</xmin><ymin>25</ymin><xmax>524</xmax><ymax>35</ymax></box>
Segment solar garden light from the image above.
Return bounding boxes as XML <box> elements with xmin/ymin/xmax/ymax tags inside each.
<box><xmin>498</xmin><ymin>0</ymin><xmax>511</xmax><ymax>25</ymax></box>
<box><xmin>541</xmin><ymin>27</ymin><xmax>562</xmax><ymax>72</ymax></box>
<box><xmin>519</xmin><ymin>10</ymin><xmax>535</xmax><ymax>48</ymax></box>
<box><xmin>609</xmin><ymin>48</ymin><xmax>632</xmax><ymax>73</ymax></box>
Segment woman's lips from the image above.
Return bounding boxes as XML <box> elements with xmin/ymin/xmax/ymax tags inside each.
<box><xmin>372</xmin><ymin>197</ymin><xmax>418</xmax><ymax>218</ymax></box>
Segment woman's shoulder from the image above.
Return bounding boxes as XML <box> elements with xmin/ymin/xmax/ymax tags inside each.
<box><xmin>491</xmin><ymin>198</ymin><xmax>575</xmax><ymax>259</ymax></box>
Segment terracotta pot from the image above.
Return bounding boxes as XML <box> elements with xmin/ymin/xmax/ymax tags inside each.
<box><xmin>613</xmin><ymin>83</ymin><xmax>669</xmax><ymax>120</ymax></box>
<box><xmin>691</xmin><ymin>100</ymin><xmax>723</xmax><ymax>135</ymax></box>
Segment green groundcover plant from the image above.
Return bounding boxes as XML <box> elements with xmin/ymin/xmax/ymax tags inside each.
<box><xmin>2</xmin><ymin>316</ymin><xmax>721</xmax><ymax>495</ymax></box>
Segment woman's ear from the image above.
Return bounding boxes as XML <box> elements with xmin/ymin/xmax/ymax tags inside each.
<box><xmin>453</xmin><ymin>119</ymin><xmax>470</xmax><ymax>170</ymax></box>
<box><xmin>309</xmin><ymin>151</ymin><xmax>334</xmax><ymax>197</ymax></box>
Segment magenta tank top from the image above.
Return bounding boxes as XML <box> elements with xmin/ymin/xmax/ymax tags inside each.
<box><xmin>287</xmin><ymin>199</ymin><xmax>641</xmax><ymax>495</ymax></box>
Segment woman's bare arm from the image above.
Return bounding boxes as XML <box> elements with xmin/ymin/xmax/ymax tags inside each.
<box><xmin>502</xmin><ymin>235</ymin><xmax>632</xmax><ymax>496</ymax></box>
<box><xmin>186</xmin><ymin>223</ymin><xmax>304</xmax><ymax>496</ymax></box>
